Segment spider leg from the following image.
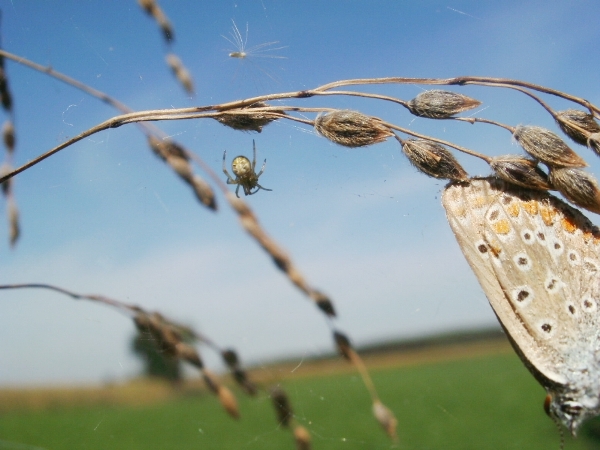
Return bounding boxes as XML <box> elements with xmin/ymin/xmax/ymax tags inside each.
<box><xmin>222</xmin><ymin>150</ymin><xmax>236</xmax><ymax>183</ymax></box>
<box><xmin>256</xmin><ymin>183</ymin><xmax>272</xmax><ymax>192</ymax></box>
<box><xmin>256</xmin><ymin>158</ymin><xmax>267</xmax><ymax>178</ymax></box>
<box><xmin>251</xmin><ymin>139</ymin><xmax>257</xmax><ymax>171</ymax></box>
<box><xmin>235</xmin><ymin>184</ymin><xmax>241</xmax><ymax>198</ymax></box>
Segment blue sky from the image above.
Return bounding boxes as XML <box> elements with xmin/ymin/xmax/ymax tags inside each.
<box><xmin>0</xmin><ymin>1</ymin><xmax>599</xmax><ymax>385</ymax></box>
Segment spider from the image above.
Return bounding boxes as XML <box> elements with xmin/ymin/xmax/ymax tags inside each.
<box><xmin>222</xmin><ymin>140</ymin><xmax>272</xmax><ymax>198</ymax></box>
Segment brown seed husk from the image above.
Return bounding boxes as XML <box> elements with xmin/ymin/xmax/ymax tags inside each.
<box><xmin>588</xmin><ymin>133</ymin><xmax>600</xmax><ymax>157</ymax></box>
<box><xmin>1</xmin><ymin>164</ymin><xmax>12</xmax><ymax>196</ymax></box>
<box><xmin>315</xmin><ymin>293</ymin><xmax>336</xmax><ymax>317</ymax></box>
<box><xmin>401</xmin><ymin>139</ymin><xmax>468</xmax><ymax>181</ymax></box>
<box><xmin>138</xmin><ymin>0</ymin><xmax>156</xmax><ymax>14</ymax></box>
<box><xmin>215</xmin><ymin>102</ymin><xmax>285</xmax><ymax>133</ymax></box>
<box><xmin>314</xmin><ymin>110</ymin><xmax>393</xmax><ymax>148</ymax></box>
<box><xmin>513</xmin><ymin>125</ymin><xmax>587</xmax><ymax>168</ymax></box>
<box><xmin>293</xmin><ymin>425</ymin><xmax>311</xmax><ymax>450</ymax></box>
<box><xmin>270</xmin><ymin>386</ymin><xmax>293</xmax><ymax>427</ymax></box>
<box><xmin>175</xmin><ymin>342</ymin><xmax>203</xmax><ymax>368</ymax></box>
<box><xmin>407</xmin><ymin>90</ymin><xmax>481</xmax><ymax>119</ymax></box>
<box><xmin>217</xmin><ymin>385</ymin><xmax>240</xmax><ymax>419</ymax></box>
<box><xmin>489</xmin><ymin>155</ymin><xmax>551</xmax><ymax>191</ymax></box>
<box><xmin>190</xmin><ymin>175</ymin><xmax>217</xmax><ymax>210</ymax></box>
<box><xmin>549</xmin><ymin>167</ymin><xmax>600</xmax><ymax>214</ymax></box>
<box><xmin>166</xmin><ymin>54</ymin><xmax>193</xmax><ymax>94</ymax></box>
<box><xmin>221</xmin><ymin>349</ymin><xmax>257</xmax><ymax>396</ymax></box>
<box><xmin>555</xmin><ymin>109</ymin><xmax>600</xmax><ymax>146</ymax></box>
<box><xmin>8</xmin><ymin>200</ymin><xmax>19</xmax><ymax>247</ymax></box>
<box><xmin>333</xmin><ymin>330</ymin><xmax>352</xmax><ymax>361</ymax></box>
<box><xmin>202</xmin><ymin>369</ymin><xmax>221</xmax><ymax>394</ymax></box>
<box><xmin>3</xmin><ymin>121</ymin><xmax>15</xmax><ymax>153</ymax></box>
<box><xmin>0</xmin><ymin>68</ymin><xmax>12</xmax><ymax>112</ymax></box>
<box><xmin>372</xmin><ymin>400</ymin><xmax>398</xmax><ymax>441</ymax></box>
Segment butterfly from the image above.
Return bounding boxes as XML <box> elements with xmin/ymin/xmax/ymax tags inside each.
<box><xmin>442</xmin><ymin>177</ymin><xmax>600</xmax><ymax>435</ymax></box>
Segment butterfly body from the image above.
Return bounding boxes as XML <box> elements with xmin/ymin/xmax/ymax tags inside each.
<box><xmin>442</xmin><ymin>177</ymin><xmax>600</xmax><ymax>434</ymax></box>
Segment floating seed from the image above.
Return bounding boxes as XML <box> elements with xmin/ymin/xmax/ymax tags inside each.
<box><xmin>555</xmin><ymin>109</ymin><xmax>600</xmax><ymax>146</ymax></box>
<box><xmin>489</xmin><ymin>155</ymin><xmax>551</xmax><ymax>190</ymax></box>
<box><xmin>401</xmin><ymin>139</ymin><xmax>468</xmax><ymax>181</ymax></box>
<box><xmin>215</xmin><ymin>102</ymin><xmax>284</xmax><ymax>133</ymax></box>
<box><xmin>407</xmin><ymin>90</ymin><xmax>481</xmax><ymax>119</ymax></box>
<box><xmin>549</xmin><ymin>167</ymin><xmax>600</xmax><ymax>214</ymax></box>
<box><xmin>270</xmin><ymin>386</ymin><xmax>293</xmax><ymax>427</ymax></box>
<box><xmin>513</xmin><ymin>125</ymin><xmax>587</xmax><ymax>168</ymax></box>
<box><xmin>314</xmin><ymin>110</ymin><xmax>393</xmax><ymax>148</ymax></box>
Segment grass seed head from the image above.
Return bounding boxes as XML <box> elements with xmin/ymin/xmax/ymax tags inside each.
<box><xmin>315</xmin><ymin>294</ymin><xmax>336</xmax><ymax>317</ymax></box>
<box><xmin>1</xmin><ymin>164</ymin><xmax>12</xmax><ymax>196</ymax></box>
<box><xmin>293</xmin><ymin>425</ymin><xmax>311</xmax><ymax>450</ymax></box>
<box><xmin>314</xmin><ymin>110</ymin><xmax>393</xmax><ymax>148</ymax></box>
<box><xmin>587</xmin><ymin>132</ymin><xmax>600</xmax><ymax>157</ymax></box>
<box><xmin>232</xmin><ymin>368</ymin><xmax>258</xmax><ymax>396</ymax></box>
<box><xmin>333</xmin><ymin>330</ymin><xmax>352</xmax><ymax>361</ymax></box>
<box><xmin>166</xmin><ymin>54</ymin><xmax>193</xmax><ymax>94</ymax></box>
<box><xmin>548</xmin><ymin>167</ymin><xmax>600</xmax><ymax>214</ymax></box>
<box><xmin>513</xmin><ymin>125</ymin><xmax>587</xmax><ymax>168</ymax></box>
<box><xmin>202</xmin><ymin>369</ymin><xmax>221</xmax><ymax>394</ymax></box>
<box><xmin>175</xmin><ymin>342</ymin><xmax>203</xmax><ymax>368</ymax></box>
<box><xmin>217</xmin><ymin>385</ymin><xmax>240</xmax><ymax>419</ymax></box>
<box><xmin>372</xmin><ymin>399</ymin><xmax>398</xmax><ymax>441</ymax></box>
<box><xmin>489</xmin><ymin>155</ymin><xmax>551</xmax><ymax>191</ymax></box>
<box><xmin>8</xmin><ymin>201</ymin><xmax>19</xmax><ymax>247</ymax></box>
<box><xmin>3</xmin><ymin>120</ymin><xmax>15</xmax><ymax>153</ymax></box>
<box><xmin>407</xmin><ymin>90</ymin><xmax>481</xmax><ymax>119</ymax></box>
<box><xmin>137</xmin><ymin>0</ymin><xmax>156</xmax><ymax>14</ymax></box>
<box><xmin>221</xmin><ymin>349</ymin><xmax>239</xmax><ymax>367</ymax></box>
<box><xmin>270</xmin><ymin>386</ymin><xmax>293</xmax><ymax>427</ymax></box>
<box><xmin>215</xmin><ymin>102</ymin><xmax>284</xmax><ymax>133</ymax></box>
<box><xmin>555</xmin><ymin>109</ymin><xmax>600</xmax><ymax>146</ymax></box>
<box><xmin>401</xmin><ymin>139</ymin><xmax>468</xmax><ymax>181</ymax></box>
<box><xmin>190</xmin><ymin>175</ymin><xmax>217</xmax><ymax>210</ymax></box>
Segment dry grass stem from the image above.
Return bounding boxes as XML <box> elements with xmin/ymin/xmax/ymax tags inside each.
<box><xmin>400</xmin><ymin>138</ymin><xmax>468</xmax><ymax>181</ymax></box>
<box><xmin>548</xmin><ymin>167</ymin><xmax>600</xmax><ymax>214</ymax></box>
<box><xmin>513</xmin><ymin>125</ymin><xmax>588</xmax><ymax>168</ymax></box>
<box><xmin>314</xmin><ymin>110</ymin><xmax>393</xmax><ymax>148</ymax></box>
<box><xmin>489</xmin><ymin>155</ymin><xmax>551</xmax><ymax>191</ymax></box>
<box><xmin>407</xmin><ymin>90</ymin><xmax>481</xmax><ymax>118</ymax></box>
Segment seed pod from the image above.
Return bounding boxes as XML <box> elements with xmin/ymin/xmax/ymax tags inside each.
<box><xmin>8</xmin><ymin>201</ymin><xmax>19</xmax><ymax>247</ymax></box>
<box><xmin>175</xmin><ymin>342</ymin><xmax>203</xmax><ymax>368</ymax></box>
<box><xmin>293</xmin><ymin>425</ymin><xmax>311</xmax><ymax>450</ymax></box>
<box><xmin>401</xmin><ymin>139</ymin><xmax>468</xmax><ymax>181</ymax></box>
<box><xmin>3</xmin><ymin>121</ymin><xmax>15</xmax><ymax>153</ymax></box>
<box><xmin>315</xmin><ymin>293</ymin><xmax>336</xmax><ymax>317</ymax></box>
<box><xmin>372</xmin><ymin>399</ymin><xmax>398</xmax><ymax>441</ymax></box>
<box><xmin>1</xmin><ymin>164</ymin><xmax>12</xmax><ymax>196</ymax></box>
<box><xmin>555</xmin><ymin>109</ymin><xmax>600</xmax><ymax>146</ymax></box>
<box><xmin>513</xmin><ymin>125</ymin><xmax>587</xmax><ymax>168</ymax></box>
<box><xmin>407</xmin><ymin>90</ymin><xmax>481</xmax><ymax>119</ymax></box>
<box><xmin>548</xmin><ymin>167</ymin><xmax>600</xmax><ymax>214</ymax></box>
<box><xmin>314</xmin><ymin>110</ymin><xmax>393</xmax><ymax>148</ymax></box>
<box><xmin>215</xmin><ymin>102</ymin><xmax>285</xmax><ymax>133</ymax></box>
<box><xmin>217</xmin><ymin>385</ymin><xmax>240</xmax><ymax>419</ymax></box>
<box><xmin>190</xmin><ymin>175</ymin><xmax>217</xmax><ymax>210</ymax></box>
<box><xmin>166</xmin><ymin>54</ymin><xmax>193</xmax><ymax>95</ymax></box>
<box><xmin>270</xmin><ymin>386</ymin><xmax>293</xmax><ymax>427</ymax></box>
<box><xmin>333</xmin><ymin>330</ymin><xmax>353</xmax><ymax>361</ymax></box>
<box><xmin>202</xmin><ymin>369</ymin><xmax>221</xmax><ymax>394</ymax></box>
<box><xmin>489</xmin><ymin>155</ymin><xmax>551</xmax><ymax>191</ymax></box>
<box><xmin>221</xmin><ymin>349</ymin><xmax>257</xmax><ymax>396</ymax></box>
<box><xmin>138</xmin><ymin>0</ymin><xmax>156</xmax><ymax>14</ymax></box>
<box><xmin>159</xmin><ymin>20</ymin><xmax>174</xmax><ymax>43</ymax></box>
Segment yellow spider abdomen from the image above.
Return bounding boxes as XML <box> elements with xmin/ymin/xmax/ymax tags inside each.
<box><xmin>232</xmin><ymin>156</ymin><xmax>252</xmax><ymax>177</ymax></box>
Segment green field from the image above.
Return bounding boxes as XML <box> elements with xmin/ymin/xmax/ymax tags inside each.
<box><xmin>1</xmin><ymin>350</ymin><xmax>599</xmax><ymax>450</ymax></box>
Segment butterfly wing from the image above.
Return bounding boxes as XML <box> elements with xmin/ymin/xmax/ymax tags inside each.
<box><xmin>443</xmin><ymin>178</ymin><xmax>600</xmax><ymax>388</ymax></box>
